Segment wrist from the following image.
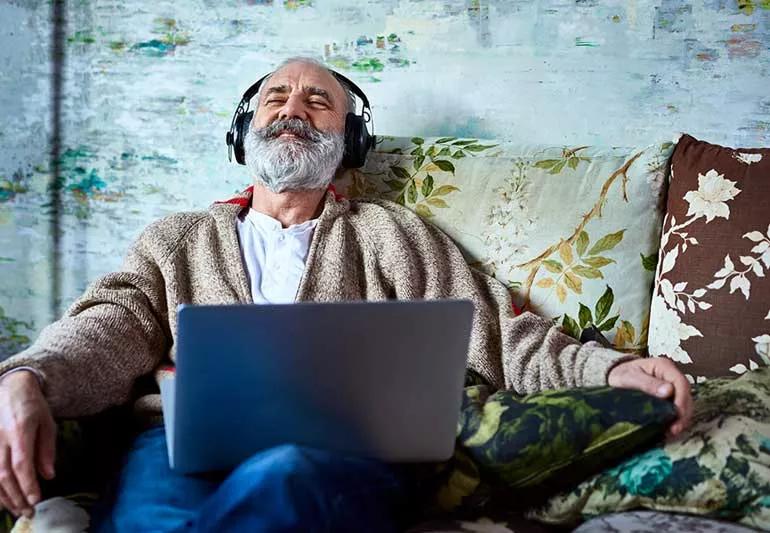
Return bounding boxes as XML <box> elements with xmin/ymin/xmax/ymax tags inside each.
<box><xmin>0</xmin><ymin>369</ymin><xmax>42</xmax><ymax>391</ymax></box>
<box><xmin>606</xmin><ymin>359</ymin><xmax>634</xmax><ymax>387</ymax></box>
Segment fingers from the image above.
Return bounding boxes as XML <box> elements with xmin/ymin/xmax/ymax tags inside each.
<box><xmin>0</xmin><ymin>483</ymin><xmax>15</xmax><ymax>514</ymax></box>
<box><xmin>650</xmin><ymin>358</ymin><xmax>693</xmax><ymax>437</ymax></box>
<box><xmin>621</xmin><ymin>368</ymin><xmax>674</xmax><ymax>400</ymax></box>
<box><xmin>10</xmin><ymin>428</ymin><xmax>39</xmax><ymax>516</ymax></box>
<box><xmin>0</xmin><ymin>373</ymin><xmax>51</xmax><ymax>518</ymax></box>
<box><xmin>668</xmin><ymin>372</ymin><xmax>693</xmax><ymax>436</ymax></box>
<box><xmin>0</xmin><ymin>447</ymin><xmax>29</xmax><ymax>517</ymax></box>
<box><xmin>36</xmin><ymin>416</ymin><xmax>56</xmax><ymax>480</ymax></box>
<box><xmin>609</xmin><ymin>359</ymin><xmax>694</xmax><ymax>439</ymax></box>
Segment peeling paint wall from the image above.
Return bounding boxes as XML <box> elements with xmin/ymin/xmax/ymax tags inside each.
<box><xmin>0</xmin><ymin>0</ymin><xmax>768</xmax><ymax>356</ymax></box>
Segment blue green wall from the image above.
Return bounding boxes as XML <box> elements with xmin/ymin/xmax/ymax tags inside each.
<box><xmin>0</xmin><ymin>0</ymin><xmax>768</xmax><ymax>356</ymax></box>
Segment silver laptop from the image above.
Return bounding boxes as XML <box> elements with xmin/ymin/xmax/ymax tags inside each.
<box><xmin>160</xmin><ymin>299</ymin><xmax>474</xmax><ymax>474</ymax></box>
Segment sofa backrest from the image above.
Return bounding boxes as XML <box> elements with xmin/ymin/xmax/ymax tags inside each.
<box><xmin>336</xmin><ymin>135</ymin><xmax>677</xmax><ymax>353</ymax></box>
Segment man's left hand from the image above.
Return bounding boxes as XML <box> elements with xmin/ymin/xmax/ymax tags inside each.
<box><xmin>607</xmin><ymin>357</ymin><xmax>693</xmax><ymax>438</ymax></box>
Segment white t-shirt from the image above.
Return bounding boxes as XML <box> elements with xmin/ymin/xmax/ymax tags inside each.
<box><xmin>235</xmin><ymin>208</ymin><xmax>318</xmax><ymax>304</ymax></box>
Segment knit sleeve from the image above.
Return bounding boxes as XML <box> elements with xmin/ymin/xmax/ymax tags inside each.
<box><xmin>369</xmin><ymin>201</ymin><xmax>636</xmax><ymax>393</ymax></box>
<box><xmin>469</xmin><ymin>270</ymin><xmax>638</xmax><ymax>393</ymax></box>
<box><xmin>0</xmin><ymin>226</ymin><xmax>172</xmax><ymax>418</ymax></box>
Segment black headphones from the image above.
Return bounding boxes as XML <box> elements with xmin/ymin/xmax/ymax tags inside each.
<box><xmin>225</xmin><ymin>68</ymin><xmax>375</xmax><ymax>168</ymax></box>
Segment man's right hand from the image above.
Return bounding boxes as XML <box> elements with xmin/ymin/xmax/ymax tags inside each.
<box><xmin>0</xmin><ymin>371</ymin><xmax>56</xmax><ymax>518</ymax></box>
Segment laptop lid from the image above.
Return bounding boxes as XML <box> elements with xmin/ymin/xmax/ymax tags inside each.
<box><xmin>168</xmin><ymin>299</ymin><xmax>474</xmax><ymax>473</ymax></box>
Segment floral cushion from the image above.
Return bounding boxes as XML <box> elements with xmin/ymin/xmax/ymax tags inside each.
<box><xmin>421</xmin><ymin>372</ymin><xmax>676</xmax><ymax>518</ymax></box>
<box><xmin>408</xmin><ymin>511</ymin><xmax>759</xmax><ymax>533</ymax></box>
<box><xmin>530</xmin><ymin>367</ymin><xmax>770</xmax><ymax>531</ymax></box>
<box><xmin>648</xmin><ymin>134</ymin><xmax>770</xmax><ymax>381</ymax></box>
<box><xmin>336</xmin><ymin>136</ymin><xmax>675</xmax><ymax>351</ymax></box>
<box><xmin>406</xmin><ymin>515</ymin><xmax>546</xmax><ymax>533</ymax></box>
<box><xmin>8</xmin><ymin>496</ymin><xmax>92</xmax><ymax>533</ymax></box>
<box><xmin>574</xmin><ymin>510</ymin><xmax>760</xmax><ymax>533</ymax></box>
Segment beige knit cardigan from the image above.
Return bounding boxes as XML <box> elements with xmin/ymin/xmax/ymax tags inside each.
<box><xmin>0</xmin><ymin>191</ymin><xmax>634</xmax><ymax>421</ymax></box>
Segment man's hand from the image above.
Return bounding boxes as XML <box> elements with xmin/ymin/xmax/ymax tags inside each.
<box><xmin>0</xmin><ymin>371</ymin><xmax>56</xmax><ymax>518</ymax></box>
<box><xmin>607</xmin><ymin>357</ymin><xmax>693</xmax><ymax>438</ymax></box>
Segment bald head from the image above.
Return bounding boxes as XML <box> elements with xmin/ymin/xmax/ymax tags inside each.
<box><xmin>264</xmin><ymin>58</ymin><xmax>355</xmax><ymax>114</ymax></box>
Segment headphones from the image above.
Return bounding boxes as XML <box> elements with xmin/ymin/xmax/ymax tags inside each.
<box><xmin>225</xmin><ymin>68</ymin><xmax>375</xmax><ymax>168</ymax></box>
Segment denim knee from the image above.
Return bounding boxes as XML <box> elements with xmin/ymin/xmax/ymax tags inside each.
<box><xmin>191</xmin><ymin>444</ymin><xmax>408</xmax><ymax>533</ymax></box>
<box><xmin>238</xmin><ymin>443</ymin><xmax>322</xmax><ymax>479</ymax></box>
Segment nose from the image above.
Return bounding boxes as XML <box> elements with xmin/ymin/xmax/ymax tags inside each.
<box><xmin>278</xmin><ymin>93</ymin><xmax>308</xmax><ymax>122</ymax></box>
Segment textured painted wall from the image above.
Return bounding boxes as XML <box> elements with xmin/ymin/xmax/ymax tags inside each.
<box><xmin>0</xmin><ymin>0</ymin><xmax>768</xmax><ymax>356</ymax></box>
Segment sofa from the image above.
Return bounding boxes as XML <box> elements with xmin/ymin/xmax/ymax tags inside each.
<box><xmin>4</xmin><ymin>133</ymin><xmax>769</xmax><ymax>532</ymax></box>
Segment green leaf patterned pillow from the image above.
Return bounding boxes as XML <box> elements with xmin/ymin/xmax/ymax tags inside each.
<box><xmin>428</xmin><ymin>375</ymin><xmax>677</xmax><ymax>515</ymax></box>
<box><xmin>531</xmin><ymin>368</ymin><xmax>770</xmax><ymax>531</ymax></box>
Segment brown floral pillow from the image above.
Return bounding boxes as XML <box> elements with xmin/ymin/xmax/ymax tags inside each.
<box><xmin>648</xmin><ymin>134</ymin><xmax>770</xmax><ymax>381</ymax></box>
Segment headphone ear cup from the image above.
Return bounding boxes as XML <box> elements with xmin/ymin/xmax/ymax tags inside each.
<box><xmin>233</xmin><ymin>111</ymin><xmax>253</xmax><ymax>165</ymax></box>
<box><xmin>342</xmin><ymin>112</ymin><xmax>371</xmax><ymax>169</ymax></box>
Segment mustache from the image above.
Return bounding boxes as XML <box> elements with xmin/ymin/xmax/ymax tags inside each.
<box><xmin>256</xmin><ymin>118</ymin><xmax>322</xmax><ymax>142</ymax></box>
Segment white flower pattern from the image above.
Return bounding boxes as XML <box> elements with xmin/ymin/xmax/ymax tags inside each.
<box><xmin>484</xmin><ymin>160</ymin><xmax>536</xmax><ymax>272</ymax></box>
<box><xmin>682</xmin><ymin>169</ymin><xmax>741</xmax><ymax>223</ymax></box>
<box><xmin>684</xmin><ymin>374</ymin><xmax>707</xmax><ymax>385</ymax></box>
<box><xmin>753</xmin><ymin>334</ymin><xmax>770</xmax><ymax>365</ymax></box>
<box><xmin>649</xmin><ymin>295</ymin><xmax>702</xmax><ymax>364</ymax></box>
<box><xmin>734</xmin><ymin>152</ymin><xmax>762</xmax><ymax>165</ymax></box>
<box><xmin>729</xmin><ymin>360</ymin><xmax>759</xmax><ymax>375</ymax></box>
<box><xmin>705</xmin><ymin>226</ymin><xmax>770</xmax><ymax>301</ymax></box>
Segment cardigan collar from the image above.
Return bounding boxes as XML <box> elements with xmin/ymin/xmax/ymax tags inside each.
<box><xmin>207</xmin><ymin>184</ymin><xmax>350</xmax><ymax>304</ymax></box>
<box><xmin>211</xmin><ymin>184</ymin><xmax>348</xmax><ymax>223</ymax></box>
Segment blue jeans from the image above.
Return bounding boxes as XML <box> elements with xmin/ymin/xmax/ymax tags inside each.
<box><xmin>91</xmin><ymin>426</ymin><xmax>414</xmax><ymax>532</ymax></box>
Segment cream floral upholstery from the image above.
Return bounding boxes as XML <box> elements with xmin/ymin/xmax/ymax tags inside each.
<box><xmin>337</xmin><ymin>135</ymin><xmax>677</xmax><ymax>352</ymax></box>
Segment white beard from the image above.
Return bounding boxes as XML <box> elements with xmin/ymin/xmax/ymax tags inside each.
<box><xmin>244</xmin><ymin>118</ymin><xmax>345</xmax><ymax>193</ymax></box>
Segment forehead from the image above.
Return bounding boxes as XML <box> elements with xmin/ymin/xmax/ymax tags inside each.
<box><xmin>261</xmin><ymin>62</ymin><xmax>345</xmax><ymax>101</ymax></box>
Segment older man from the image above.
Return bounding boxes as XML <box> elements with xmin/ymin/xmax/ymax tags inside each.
<box><xmin>0</xmin><ymin>57</ymin><xmax>692</xmax><ymax>532</ymax></box>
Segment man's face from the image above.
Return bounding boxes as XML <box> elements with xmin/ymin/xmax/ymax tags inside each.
<box><xmin>253</xmin><ymin>61</ymin><xmax>348</xmax><ymax>134</ymax></box>
<box><xmin>244</xmin><ymin>61</ymin><xmax>348</xmax><ymax>194</ymax></box>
